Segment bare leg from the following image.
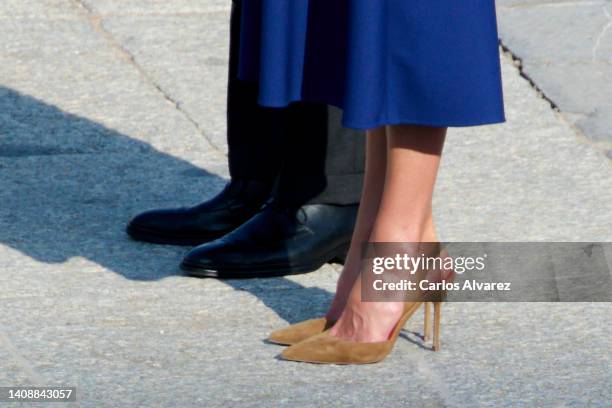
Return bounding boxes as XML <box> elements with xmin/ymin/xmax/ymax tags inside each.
<box><xmin>330</xmin><ymin>124</ymin><xmax>447</xmax><ymax>342</ymax></box>
<box><xmin>325</xmin><ymin>127</ymin><xmax>387</xmax><ymax>321</ymax></box>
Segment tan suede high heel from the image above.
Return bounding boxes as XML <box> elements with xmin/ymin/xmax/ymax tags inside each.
<box><xmin>281</xmin><ymin>300</ymin><xmax>444</xmax><ymax>364</ymax></box>
<box><xmin>270</xmin><ymin>246</ymin><xmax>453</xmax><ymax>348</ymax></box>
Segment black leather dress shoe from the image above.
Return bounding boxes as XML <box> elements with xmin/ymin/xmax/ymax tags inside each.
<box><xmin>126</xmin><ymin>179</ymin><xmax>271</xmax><ymax>246</ymax></box>
<box><xmin>180</xmin><ymin>201</ymin><xmax>358</xmax><ymax>278</ymax></box>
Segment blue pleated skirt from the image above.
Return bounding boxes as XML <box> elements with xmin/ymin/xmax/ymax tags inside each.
<box><xmin>238</xmin><ymin>0</ymin><xmax>505</xmax><ymax>130</ymax></box>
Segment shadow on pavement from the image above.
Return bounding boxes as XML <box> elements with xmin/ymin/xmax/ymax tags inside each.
<box><xmin>0</xmin><ymin>86</ymin><xmax>333</xmax><ymax>324</ymax></box>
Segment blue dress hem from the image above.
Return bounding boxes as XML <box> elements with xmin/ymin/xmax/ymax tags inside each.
<box><xmin>256</xmin><ymin>95</ymin><xmax>506</xmax><ymax>130</ymax></box>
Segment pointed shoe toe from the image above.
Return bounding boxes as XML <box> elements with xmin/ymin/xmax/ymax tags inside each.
<box><xmin>280</xmin><ymin>332</ymin><xmax>393</xmax><ymax>365</ymax></box>
<box><xmin>267</xmin><ymin>318</ymin><xmax>332</xmax><ymax>346</ymax></box>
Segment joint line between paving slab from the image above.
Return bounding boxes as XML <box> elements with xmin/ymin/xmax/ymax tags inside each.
<box><xmin>499</xmin><ymin>42</ymin><xmax>612</xmax><ymax>159</ymax></box>
<box><xmin>499</xmin><ymin>41</ymin><xmax>560</xmax><ymax>113</ymax></box>
<box><xmin>70</xmin><ymin>0</ymin><xmax>227</xmax><ymax>158</ymax></box>
<box><xmin>592</xmin><ymin>6</ymin><xmax>612</xmax><ymax>61</ymax></box>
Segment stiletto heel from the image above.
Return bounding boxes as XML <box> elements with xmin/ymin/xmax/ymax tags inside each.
<box><xmin>423</xmin><ymin>302</ymin><xmax>431</xmax><ymax>341</ymax></box>
<box><xmin>433</xmin><ymin>302</ymin><xmax>442</xmax><ymax>351</ymax></box>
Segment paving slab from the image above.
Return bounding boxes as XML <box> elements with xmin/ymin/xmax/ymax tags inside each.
<box><xmin>439</xmin><ymin>59</ymin><xmax>612</xmax><ymax>242</ymax></box>
<box><xmin>100</xmin><ymin>12</ymin><xmax>231</xmax><ymax>154</ymax></box>
<box><xmin>0</xmin><ymin>1</ymin><xmax>611</xmax><ymax>407</ymax></box>
<box><xmin>497</xmin><ymin>0</ymin><xmax>612</xmax><ymax>149</ymax></box>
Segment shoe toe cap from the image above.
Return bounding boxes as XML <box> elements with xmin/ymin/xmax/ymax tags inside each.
<box><xmin>181</xmin><ymin>244</ymin><xmax>219</xmax><ymax>267</ymax></box>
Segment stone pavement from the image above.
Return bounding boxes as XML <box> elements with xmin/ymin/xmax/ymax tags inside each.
<box><xmin>0</xmin><ymin>1</ymin><xmax>610</xmax><ymax>407</ymax></box>
<box><xmin>497</xmin><ymin>0</ymin><xmax>612</xmax><ymax>153</ymax></box>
